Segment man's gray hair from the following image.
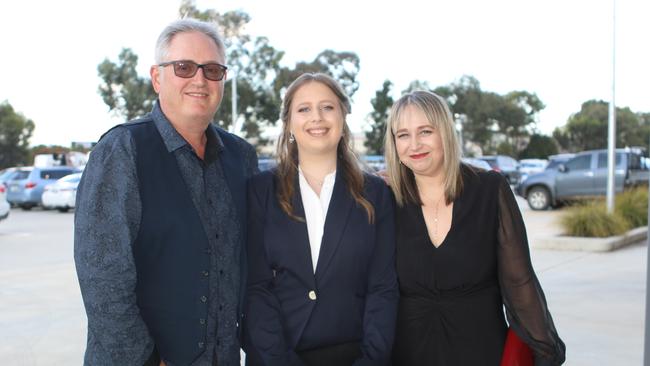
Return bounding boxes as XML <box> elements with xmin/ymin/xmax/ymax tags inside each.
<box><xmin>154</xmin><ymin>18</ymin><xmax>226</xmax><ymax>64</ymax></box>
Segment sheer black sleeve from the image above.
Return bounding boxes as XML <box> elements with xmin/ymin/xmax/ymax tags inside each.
<box><xmin>496</xmin><ymin>176</ymin><xmax>566</xmax><ymax>365</ymax></box>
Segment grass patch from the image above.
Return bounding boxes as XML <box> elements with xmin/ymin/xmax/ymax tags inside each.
<box><xmin>616</xmin><ymin>187</ymin><xmax>648</xmax><ymax>228</ymax></box>
<box><xmin>561</xmin><ymin>201</ymin><xmax>630</xmax><ymax>237</ymax></box>
<box><xmin>560</xmin><ymin>188</ymin><xmax>648</xmax><ymax>237</ymax></box>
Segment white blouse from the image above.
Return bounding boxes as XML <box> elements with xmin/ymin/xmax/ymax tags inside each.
<box><xmin>298</xmin><ymin>167</ymin><xmax>336</xmax><ymax>273</ymax></box>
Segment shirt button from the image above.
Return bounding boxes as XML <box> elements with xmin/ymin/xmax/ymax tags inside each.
<box><xmin>202</xmin><ymin>270</ymin><xmax>209</xmax><ymax>277</ymax></box>
<box><xmin>215</xmin><ymin>233</ymin><xmax>219</xmax><ymax>239</ymax></box>
<box><xmin>200</xmin><ymin>296</ymin><xmax>207</xmax><ymax>303</ymax></box>
<box><xmin>219</xmin><ymin>270</ymin><xmax>224</xmax><ymax>276</ymax></box>
<box><xmin>308</xmin><ymin>290</ymin><xmax>317</xmax><ymax>300</ymax></box>
<box><xmin>219</xmin><ymin>304</ymin><xmax>223</xmax><ymax>311</ymax></box>
<box><xmin>198</xmin><ymin>342</ymin><xmax>204</xmax><ymax>348</ymax></box>
<box><xmin>199</xmin><ymin>318</ymin><xmax>205</xmax><ymax>325</ymax></box>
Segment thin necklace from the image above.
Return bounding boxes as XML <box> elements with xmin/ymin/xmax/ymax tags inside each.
<box><xmin>432</xmin><ymin>195</ymin><xmax>443</xmax><ymax>245</ymax></box>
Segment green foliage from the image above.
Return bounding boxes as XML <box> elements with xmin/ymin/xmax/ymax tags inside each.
<box><xmin>0</xmin><ymin>101</ymin><xmax>35</xmax><ymax>168</ymax></box>
<box><xmin>560</xmin><ymin>201</ymin><xmax>630</xmax><ymax>237</ymax></box>
<box><xmin>615</xmin><ymin>187</ymin><xmax>648</xmax><ymax>228</ymax></box>
<box><xmin>561</xmin><ymin>188</ymin><xmax>648</xmax><ymax>237</ymax></box>
<box><xmin>364</xmin><ymin>80</ymin><xmax>394</xmax><ymax>155</ymax></box>
<box><xmin>496</xmin><ymin>141</ymin><xmax>516</xmax><ymax>157</ymax></box>
<box><xmin>406</xmin><ymin>75</ymin><xmax>546</xmax><ymax>156</ymax></box>
<box><xmin>553</xmin><ymin>100</ymin><xmax>648</xmax><ymax>152</ymax></box>
<box><xmin>519</xmin><ymin>134</ymin><xmax>559</xmax><ymax>159</ymax></box>
<box><xmin>97</xmin><ymin>48</ymin><xmax>156</xmax><ymax>121</ymax></box>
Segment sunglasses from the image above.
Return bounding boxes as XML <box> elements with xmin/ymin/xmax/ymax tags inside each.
<box><xmin>158</xmin><ymin>60</ymin><xmax>228</xmax><ymax>81</ymax></box>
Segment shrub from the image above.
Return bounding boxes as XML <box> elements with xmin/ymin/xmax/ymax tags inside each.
<box><xmin>560</xmin><ymin>201</ymin><xmax>630</xmax><ymax>237</ymax></box>
<box><xmin>616</xmin><ymin>187</ymin><xmax>648</xmax><ymax>228</ymax></box>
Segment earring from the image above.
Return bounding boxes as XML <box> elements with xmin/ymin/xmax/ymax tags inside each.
<box><xmin>289</xmin><ymin>132</ymin><xmax>295</xmax><ymax>143</ymax></box>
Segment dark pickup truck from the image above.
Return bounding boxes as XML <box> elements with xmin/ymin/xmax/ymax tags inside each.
<box><xmin>516</xmin><ymin>148</ymin><xmax>649</xmax><ymax>210</ymax></box>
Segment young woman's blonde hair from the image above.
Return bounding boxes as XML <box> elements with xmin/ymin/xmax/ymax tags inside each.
<box><xmin>276</xmin><ymin>73</ymin><xmax>374</xmax><ymax>223</ymax></box>
<box><xmin>383</xmin><ymin>90</ymin><xmax>463</xmax><ymax>206</ymax></box>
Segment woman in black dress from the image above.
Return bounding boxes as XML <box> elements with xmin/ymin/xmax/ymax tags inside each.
<box><xmin>384</xmin><ymin>90</ymin><xmax>565</xmax><ymax>365</ymax></box>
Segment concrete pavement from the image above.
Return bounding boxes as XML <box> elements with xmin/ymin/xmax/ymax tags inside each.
<box><xmin>0</xmin><ymin>201</ymin><xmax>647</xmax><ymax>365</ymax></box>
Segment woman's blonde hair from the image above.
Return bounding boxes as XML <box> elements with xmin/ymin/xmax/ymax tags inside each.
<box><xmin>276</xmin><ymin>73</ymin><xmax>374</xmax><ymax>223</ymax></box>
<box><xmin>383</xmin><ymin>90</ymin><xmax>463</xmax><ymax>206</ymax></box>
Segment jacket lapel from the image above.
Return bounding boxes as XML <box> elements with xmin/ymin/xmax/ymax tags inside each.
<box><xmin>289</xmin><ymin>180</ymin><xmax>318</xmax><ymax>285</ymax></box>
<box><xmin>315</xmin><ymin>169</ymin><xmax>353</xmax><ymax>279</ymax></box>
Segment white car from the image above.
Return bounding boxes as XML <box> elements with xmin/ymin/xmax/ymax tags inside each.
<box><xmin>0</xmin><ymin>184</ymin><xmax>10</xmax><ymax>221</ymax></box>
<box><xmin>41</xmin><ymin>173</ymin><xmax>82</xmax><ymax>212</ymax></box>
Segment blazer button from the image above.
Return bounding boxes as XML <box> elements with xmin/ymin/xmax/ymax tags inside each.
<box><xmin>200</xmin><ymin>296</ymin><xmax>207</xmax><ymax>303</ymax></box>
<box><xmin>308</xmin><ymin>290</ymin><xmax>317</xmax><ymax>300</ymax></box>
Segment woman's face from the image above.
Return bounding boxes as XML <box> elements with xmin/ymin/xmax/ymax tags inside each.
<box><xmin>288</xmin><ymin>81</ymin><xmax>344</xmax><ymax>159</ymax></box>
<box><xmin>394</xmin><ymin>105</ymin><xmax>445</xmax><ymax>178</ymax></box>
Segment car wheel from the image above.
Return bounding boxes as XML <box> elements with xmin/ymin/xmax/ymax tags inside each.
<box><xmin>20</xmin><ymin>204</ymin><xmax>33</xmax><ymax>211</ymax></box>
<box><xmin>527</xmin><ymin>186</ymin><xmax>550</xmax><ymax>211</ymax></box>
<box><xmin>57</xmin><ymin>207</ymin><xmax>70</xmax><ymax>213</ymax></box>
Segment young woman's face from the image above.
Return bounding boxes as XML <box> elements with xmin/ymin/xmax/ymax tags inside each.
<box><xmin>394</xmin><ymin>105</ymin><xmax>445</xmax><ymax>178</ymax></box>
<box><xmin>289</xmin><ymin>81</ymin><xmax>344</xmax><ymax>158</ymax></box>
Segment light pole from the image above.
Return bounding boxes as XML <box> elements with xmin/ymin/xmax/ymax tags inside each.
<box><xmin>455</xmin><ymin>113</ymin><xmax>464</xmax><ymax>156</ymax></box>
<box><xmin>606</xmin><ymin>0</ymin><xmax>616</xmax><ymax>214</ymax></box>
<box><xmin>228</xmin><ymin>69</ymin><xmax>239</xmax><ymax>136</ymax></box>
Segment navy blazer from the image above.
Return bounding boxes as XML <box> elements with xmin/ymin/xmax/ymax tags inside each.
<box><xmin>243</xmin><ymin>169</ymin><xmax>398</xmax><ymax>366</ymax></box>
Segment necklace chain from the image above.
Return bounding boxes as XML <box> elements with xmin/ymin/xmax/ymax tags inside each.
<box><xmin>432</xmin><ymin>195</ymin><xmax>443</xmax><ymax>245</ymax></box>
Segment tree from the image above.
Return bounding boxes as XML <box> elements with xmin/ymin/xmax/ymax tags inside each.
<box><xmin>553</xmin><ymin>100</ymin><xmax>644</xmax><ymax>152</ymax></box>
<box><xmin>426</xmin><ymin>76</ymin><xmax>545</xmax><ymax>156</ymax></box>
<box><xmin>0</xmin><ymin>101</ymin><xmax>35</xmax><ymax>168</ymax></box>
<box><xmin>273</xmin><ymin>50</ymin><xmax>361</xmax><ymax>100</ymax></box>
<box><xmin>364</xmin><ymin>81</ymin><xmax>394</xmax><ymax>155</ymax></box>
<box><xmin>97</xmin><ymin>48</ymin><xmax>156</xmax><ymax>121</ymax></box>
<box><xmin>519</xmin><ymin>134</ymin><xmax>559</xmax><ymax>159</ymax></box>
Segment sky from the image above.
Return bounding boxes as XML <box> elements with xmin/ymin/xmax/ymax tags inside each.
<box><xmin>1</xmin><ymin>0</ymin><xmax>648</xmax><ymax>147</ymax></box>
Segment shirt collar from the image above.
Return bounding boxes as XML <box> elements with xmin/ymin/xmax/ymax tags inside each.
<box><xmin>151</xmin><ymin>100</ymin><xmax>225</xmax><ymax>162</ymax></box>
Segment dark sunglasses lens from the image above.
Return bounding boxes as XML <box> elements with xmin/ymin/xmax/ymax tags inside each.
<box><xmin>173</xmin><ymin>61</ymin><xmax>198</xmax><ymax>78</ymax></box>
<box><xmin>203</xmin><ymin>64</ymin><xmax>226</xmax><ymax>81</ymax></box>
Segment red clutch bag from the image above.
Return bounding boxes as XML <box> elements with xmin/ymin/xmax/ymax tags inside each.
<box><xmin>500</xmin><ymin>328</ymin><xmax>534</xmax><ymax>366</ymax></box>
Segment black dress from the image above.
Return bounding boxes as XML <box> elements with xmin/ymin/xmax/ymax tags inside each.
<box><xmin>392</xmin><ymin>166</ymin><xmax>565</xmax><ymax>366</ymax></box>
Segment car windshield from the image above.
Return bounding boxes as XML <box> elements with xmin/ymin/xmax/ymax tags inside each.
<box><xmin>41</xmin><ymin>170</ymin><xmax>76</xmax><ymax>180</ymax></box>
<box><xmin>11</xmin><ymin>170</ymin><xmax>31</xmax><ymax>180</ymax></box>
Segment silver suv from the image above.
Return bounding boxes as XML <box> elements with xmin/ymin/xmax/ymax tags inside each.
<box><xmin>515</xmin><ymin>149</ymin><xmax>648</xmax><ymax>210</ymax></box>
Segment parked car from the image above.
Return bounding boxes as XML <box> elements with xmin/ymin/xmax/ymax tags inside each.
<box><xmin>6</xmin><ymin>166</ymin><xmax>81</xmax><ymax>210</ymax></box>
<box><xmin>516</xmin><ymin>148</ymin><xmax>648</xmax><ymax>210</ymax></box>
<box><xmin>0</xmin><ymin>167</ymin><xmax>19</xmax><ymax>188</ymax></box>
<box><xmin>0</xmin><ymin>184</ymin><xmax>10</xmax><ymax>222</ymax></box>
<box><xmin>258</xmin><ymin>157</ymin><xmax>277</xmax><ymax>171</ymax></box>
<box><xmin>41</xmin><ymin>173</ymin><xmax>82</xmax><ymax>212</ymax></box>
<box><xmin>477</xmin><ymin>155</ymin><xmax>521</xmax><ymax>185</ymax></box>
<box><xmin>462</xmin><ymin>157</ymin><xmax>492</xmax><ymax>171</ymax></box>
<box><xmin>545</xmin><ymin>153</ymin><xmax>575</xmax><ymax>171</ymax></box>
<box><xmin>519</xmin><ymin>159</ymin><xmax>548</xmax><ymax>182</ymax></box>
<box><xmin>361</xmin><ymin>155</ymin><xmax>386</xmax><ymax>172</ymax></box>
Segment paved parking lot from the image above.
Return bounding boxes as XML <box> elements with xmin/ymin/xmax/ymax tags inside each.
<box><xmin>0</xmin><ymin>199</ymin><xmax>647</xmax><ymax>365</ymax></box>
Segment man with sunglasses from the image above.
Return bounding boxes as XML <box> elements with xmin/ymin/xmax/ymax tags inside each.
<box><xmin>75</xmin><ymin>18</ymin><xmax>258</xmax><ymax>366</ymax></box>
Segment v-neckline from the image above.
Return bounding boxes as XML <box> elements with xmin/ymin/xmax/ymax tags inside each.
<box><xmin>416</xmin><ymin>200</ymin><xmax>456</xmax><ymax>249</ymax></box>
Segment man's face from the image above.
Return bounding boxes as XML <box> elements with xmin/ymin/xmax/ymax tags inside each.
<box><xmin>151</xmin><ymin>31</ymin><xmax>226</xmax><ymax>127</ymax></box>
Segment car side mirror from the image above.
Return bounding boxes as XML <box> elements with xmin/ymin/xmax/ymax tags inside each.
<box><xmin>558</xmin><ymin>164</ymin><xmax>567</xmax><ymax>173</ymax></box>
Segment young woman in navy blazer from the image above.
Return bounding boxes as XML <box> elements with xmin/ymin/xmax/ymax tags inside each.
<box><xmin>243</xmin><ymin>73</ymin><xmax>398</xmax><ymax>366</ymax></box>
